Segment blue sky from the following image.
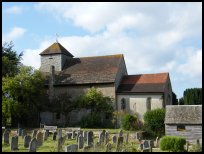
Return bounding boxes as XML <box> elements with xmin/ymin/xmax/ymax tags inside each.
<box><xmin>2</xmin><ymin>2</ymin><xmax>202</xmax><ymax>99</ymax></box>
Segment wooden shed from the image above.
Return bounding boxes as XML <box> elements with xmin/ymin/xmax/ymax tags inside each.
<box><xmin>165</xmin><ymin>105</ymin><xmax>202</xmax><ymax>144</ymax></box>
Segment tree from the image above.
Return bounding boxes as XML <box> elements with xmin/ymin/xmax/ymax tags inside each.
<box><xmin>178</xmin><ymin>97</ymin><xmax>184</xmax><ymax>105</ymax></box>
<box><xmin>2</xmin><ymin>42</ymin><xmax>23</xmax><ymax>77</ymax></box>
<box><xmin>172</xmin><ymin>91</ymin><xmax>178</xmax><ymax>105</ymax></box>
<box><xmin>183</xmin><ymin>88</ymin><xmax>202</xmax><ymax>105</ymax></box>
<box><xmin>2</xmin><ymin>66</ymin><xmax>45</xmax><ymax>127</ymax></box>
<box><xmin>143</xmin><ymin>108</ymin><xmax>165</xmax><ymax>137</ymax></box>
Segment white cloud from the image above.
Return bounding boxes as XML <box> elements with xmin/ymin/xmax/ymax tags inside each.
<box><xmin>3</xmin><ymin>27</ymin><xmax>26</xmax><ymax>43</ymax></box>
<box><xmin>5</xmin><ymin>6</ymin><xmax>22</xmax><ymax>14</ymax></box>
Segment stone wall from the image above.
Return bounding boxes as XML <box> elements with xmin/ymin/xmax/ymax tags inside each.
<box><xmin>165</xmin><ymin>124</ymin><xmax>202</xmax><ymax>144</ymax></box>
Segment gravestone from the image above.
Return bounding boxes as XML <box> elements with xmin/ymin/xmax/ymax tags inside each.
<box><xmin>119</xmin><ymin>130</ymin><xmax>123</xmax><ymax>137</ymax></box>
<box><xmin>65</xmin><ymin>144</ymin><xmax>78</xmax><ymax>152</ymax></box>
<box><xmin>105</xmin><ymin>131</ymin><xmax>109</xmax><ymax>144</ymax></box>
<box><xmin>24</xmin><ymin>135</ymin><xmax>31</xmax><ymax>148</ymax></box>
<box><xmin>125</xmin><ymin>133</ymin><xmax>129</xmax><ymax>143</ymax></box>
<box><xmin>3</xmin><ymin>130</ymin><xmax>9</xmax><ymax>144</ymax></box>
<box><xmin>29</xmin><ymin>138</ymin><xmax>37</xmax><ymax>152</ymax></box>
<box><xmin>11</xmin><ymin>136</ymin><xmax>18</xmax><ymax>151</ymax></box>
<box><xmin>83</xmin><ymin>145</ymin><xmax>91</xmax><ymax>152</ymax></box>
<box><xmin>148</xmin><ymin>140</ymin><xmax>154</xmax><ymax>149</ymax></box>
<box><xmin>57</xmin><ymin>137</ymin><xmax>63</xmax><ymax>152</ymax></box>
<box><xmin>135</xmin><ymin>132</ymin><xmax>143</xmax><ymax>141</ymax></box>
<box><xmin>106</xmin><ymin>143</ymin><xmax>112</xmax><ymax>152</ymax></box>
<box><xmin>17</xmin><ymin>128</ymin><xmax>22</xmax><ymax>136</ymax></box>
<box><xmin>143</xmin><ymin>140</ymin><xmax>151</xmax><ymax>152</ymax></box>
<box><xmin>78</xmin><ymin>134</ymin><xmax>84</xmax><ymax>149</ymax></box>
<box><xmin>52</xmin><ymin>132</ymin><xmax>57</xmax><ymax>140</ymax></box>
<box><xmin>99</xmin><ymin>130</ymin><xmax>105</xmax><ymax>143</ymax></box>
<box><xmin>36</xmin><ymin>131</ymin><xmax>43</xmax><ymax>147</ymax></box>
<box><xmin>112</xmin><ymin>135</ymin><xmax>117</xmax><ymax>143</ymax></box>
<box><xmin>155</xmin><ymin>136</ymin><xmax>159</xmax><ymax>147</ymax></box>
<box><xmin>44</xmin><ymin>130</ymin><xmax>49</xmax><ymax>141</ymax></box>
<box><xmin>67</xmin><ymin>132</ymin><xmax>72</xmax><ymax>139</ymax></box>
<box><xmin>32</xmin><ymin>130</ymin><xmax>38</xmax><ymax>138</ymax></box>
<box><xmin>22</xmin><ymin>129</ymin><xmax>27</xmax><ymax>140</ymax></box>
<box><xmin>2</xmin><ymin>127</ymin><xmax>5</xmax><ymax>136</ymax></box>
<box><xmin>57</xmin><ymin>128</ymin><xmax>62</xmax><ymax>139</ymax></box>
<box><xmin>87</xmin><ymin>131</ymin><xmax>94</xmax><ymax>147</ymax></box>
<box><xmin>116</xmin><ymin>136</ymin><xmax>123</xmax><ymax>152</ymax></box>
<box><xmin>83</xmin><ymin>131</ymin><xmax>88</xmax><ymax>141</ymax></box>
<box><xmin>72</xmin><ymin>130</ymin><xmax>76</xmax><ymax>139</ymax></box>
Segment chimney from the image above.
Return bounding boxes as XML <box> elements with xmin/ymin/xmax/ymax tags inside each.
<box><xmin>49</xmin><ymin>65</ymin><xmax>55</xmax><ymax>103</ymax></box>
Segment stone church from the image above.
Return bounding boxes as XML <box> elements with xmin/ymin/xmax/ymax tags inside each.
<box><xmin>39</xmin><ymin>42</ymin><xmax>172</xmax><ymax>127</ymax></box>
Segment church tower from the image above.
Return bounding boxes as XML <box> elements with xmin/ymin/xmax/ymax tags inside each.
<box><xmin>39</xmin><ymin>42</ymin><xmax>74</xmax><ymax>72</ymax></box>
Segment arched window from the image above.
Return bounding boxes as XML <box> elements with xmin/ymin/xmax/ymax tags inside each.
<box><xmin>121</xmin><ymin>98</ymin><xmax>126</xmax><ymax>110</ymax></box>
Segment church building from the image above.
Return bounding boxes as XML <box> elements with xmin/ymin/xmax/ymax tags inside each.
<box><xmin>39</xmin><ymin>42</ymin><xmax>172</xmax><ymax>126</ymax></box>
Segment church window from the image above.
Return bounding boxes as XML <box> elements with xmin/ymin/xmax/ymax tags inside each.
<box><xmin>121</xmin><ymin>98</ymin><xmax>126</xmax><ymax>110</ymax></box>
<box><xmin>146</xmin><ymin>97</ymin><xmax>151</xmax><ymax>111</ymax></box>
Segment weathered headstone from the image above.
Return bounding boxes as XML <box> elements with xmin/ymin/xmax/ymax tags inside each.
<box><xmin>57</xmin><ymin>128</ymin><xmax>62</xmax><ymax>139</ymax></box>
<box><xmin>72</xmin><ymin>130</ymin><xmax>76</xmax><ymax>139</ymax></box>
<box><xmin>116</xmin><ymin>136</ymin><xmax>123</xmax><ymax>152</ymax></box>
<box><xmin>112</xmin><ymin>135</ymin><xmax>117</xmax><ymax>143</ymax></box>
<box><xmin>22</xmin><ymin>129</ymin><xmax>27</xmax><ymax>140</ymax></box>
<box><xmin>43</xmin><ymin>130</ymin><xmax>49</xmax><ymax>141</ymax></box>
<box><xmin>106</xmin><ymin>143</ymin><xmax>112</xmax><ymax>152</ymax></box>
<box><xmin>99</xmin><ymin>130</ymin><xmax>105</xmax><ymax>143</ymax></box>
<box><xmin>135</xmin><ymin>132</ymin><xmax>143</xmax><ymax>141</ymax></box>
<box><xmin>78</xmin><ymin>134</ymin><xmax>84</xmax><ymax>149</ymax></box>
<box><xmin>11</xmin><ymin>136</ymin><xmax>18</xmax><ymax>151</ymax></box>
<box><xmin>24</xmin><ymin>135</ymin><xmax>31</xmax><ymax>148</ymax></box>
<box><xmin>87</xmin><ymin>131</ymin><xmax>94</xmax><ymax>147</ymax></box>
<box><xmin>119</xmin><ymin>130</ymin><xmax>123</xmax><ymax>137</ymax></box>
<box><xmin>65</xmin><ymin>144</ymin><xmax>78</xmax><ymax>152</ymax></box>
<box><xmin>125</xmin><ymin>133</ymin><xmax>129</xmax><ymax>143</ymax></box>
<box><xmin>32</xmin><ymin>130</ymin><xmax>38</xmax><ymax>138</ymax></box>
<box><xmin>67</xmin><ymin>132</ymin><xmax>72</xmax><ymax>139</ymax></box>
<box><xmin>105</xmin><ymin>131</ymin><xmax>109</xmax><ymax>144</ymax></box>
<box><xmin>83</xmin><ymin>131</ymin><xmax>88</xmax><ymax>141</ymax></box>
<box><xmin>143</xmin><ymin>140</ymin><xmax>150</xmax><ymax>152</ymax></box>
<box><xmin>155</xmin><ymin>136</ymin><xmax>159</xmax><ymax>147</ymax></box>
<box><xmin>36</xmin><ymin>131</ymin><xmax>43</xmax><ymax>147</ymax></box>
<box><xmin>17</xmin><ymin>128</ymin><xmax>22</xmax><ymax>136</ymax></box>
<box><xmin>3</xmin><ymin>130</ymin><xmax>9</xmax><ymax>144</ymax></box>
<box><xmin>29</xmin><ymin>138</ymin><xmax>37</xmax><ymax>152</ymax></box>
<box><xmin>57</xmin><ymin>137</ymin><xmax>63</xmax><ymax>152</ymax></box>
<box><xmin>52</xmin><ymin>132</ymin><xmax>57</xmax><ymax>140</ymax></box>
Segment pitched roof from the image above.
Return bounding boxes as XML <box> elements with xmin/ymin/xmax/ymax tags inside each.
<box><xmin>165</xmin><ymin>105</ymin><xmax>202</xmax><ymax>124</ymax></box>
<box><xmin>42</xmin><ymin>54</ymin><xmax>124</xmax><ymax>85</ymax></box>
<box><xmin>117</xmin><ymin>73</ymin><xmax>168</xmax><ymax>93</ymax></box>
<box><xmin>39</xmin><ymin>42</ymin><xmax>74</xmax><ymax>57</ymax></box>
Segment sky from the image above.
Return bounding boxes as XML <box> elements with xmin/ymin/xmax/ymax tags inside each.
<box><xmin>2</xmin><ymin>2</ymin><xmax>202</xmax><ymax>99</ymax></box>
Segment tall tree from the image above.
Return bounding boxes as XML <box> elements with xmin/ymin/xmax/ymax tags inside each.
<box><xmin>172</xmin><ymin>91</ymin><xmax>178</xmax><ymax>105</ymax></box>
<box><xmin>2</xmin><ymin>42</ymin><xmax>23</xmax><ymax>77</ymax></box>
<box><xmin>183</xmin><ymin>88</ymin><xmax>202</xmax><ymax>105</ymax></box>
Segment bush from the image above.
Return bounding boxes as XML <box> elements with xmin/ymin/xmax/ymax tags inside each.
<box><xmin>120</xmin><ymin>114</ymin><xmax>142</xmax><ymax>131</ymax></box>
<box><xmin>160</xmin><ymin>136</ymin><xmax>186</xmax><ymax>152</ymax></box>
<box><xmin>79</xmin><ymin>112</ymin><xmax>102</xmax><ymax>128</ymax></box>
<box><xmin>143</xmin><ymin>108</ymin><xmax>165</xmax><ymax>137</ymax></box>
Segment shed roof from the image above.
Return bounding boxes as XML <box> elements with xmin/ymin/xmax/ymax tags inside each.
<box><xmin>165</xmin><ymin>105</ymin><xmax>202</xmax><ymax>124</ymax></box>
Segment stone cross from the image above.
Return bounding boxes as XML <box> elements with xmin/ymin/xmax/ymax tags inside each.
<box><xmin>3</xmin><ymin>130</ymin><xmax>9</xmax><ymax>144</ymax></box>
<box><xmin>36</xmin><ymin>131</ymin><xmax>43</xmax><ymax>147</ymax></box>
<box><xmin>11</xmin><ymin>136</ymin><xmax>18</xmax><ymax>151</ymax></box>
<box><xmin>65</xmin><ymin>144</ymin><xmax>78</xmax><ymax>152</ymax></box>
<box><xmin>87</xmin><ymin>131</ymin><xmax>94</xmax><ymax>147</ymax></box>
<box><xmin>52</xmin><ymin>132</ymin><xmax>57</xmax><ymax>140</ymax></box>
<box><xmin>29</xmin><ymin>138</ymin><xmax>37</xmax><ymax>152</ymax></box>
<box><xmin>24</xmin><ymin>135</ymin><xmax>31</xmax><ymax>148</ymax></box>
<box><xmin>78</xmin><ymin>134</ymin><xmax>84</xmax><ymax>149</ymax></box>
<box><xmin>112</xmin><ymin>135</ymin><xmax>117</xmax><ymax>144</ymax></box>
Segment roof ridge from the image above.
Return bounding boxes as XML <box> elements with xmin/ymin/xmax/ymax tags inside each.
<box><xmin>126</xmin><ymin>72</ymin><xmax>169</xmax><ymax>76</ymax></box>
<box><xmin>76</xmin><ymin>54</ymin><xmax>124</xmax><ymax>59</ymax></box>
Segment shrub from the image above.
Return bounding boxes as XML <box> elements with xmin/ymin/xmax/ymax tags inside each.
<box><xmin>160</xmin><ymin>136</ymin><xmax>186</xmax><ymax>152</ymax></box>
<box><xmin>79</xmin><ymin>112</ymin><xmax>102</xmax><ymax>128</ymax></box>
<box><xmin>143</xmin><ymin>108</ymin><xmax>165</xmax><ymax>137</ymax></box>
<box><xmin>120</xmin><ymin>114</ymin><xmax>142</xmax><ymax>131</ymax></box>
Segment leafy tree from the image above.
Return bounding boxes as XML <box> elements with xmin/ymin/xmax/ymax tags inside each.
<box><xmin>143</xmin><ymin>108</ymin><xmax>165</xmax><ymax>137</ymax></box>
<box><xmin>183</xmin><ymin>88</ymin><xmax>202</xmax><ymax>105</ymax></box>
<box><xmin>178</xmin><ymin>97</ymin><xmax>184</xmax><ymax>105</ymax></box>
<box><xmin>172</xmin><ymin>91</ymin><xmax>178</xmax><ymax>105</ymax></box>
<box><xmin>2</xmin><ymin>42</ymin><xmax>23</xmax><ymax>77</ymax></box>
<box><xmin>2</xmin><ymin>66</ymin><xmax>45</xmax><ymax>127</ymax></box>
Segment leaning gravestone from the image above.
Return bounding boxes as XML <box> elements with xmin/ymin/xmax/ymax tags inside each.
<box><xmin>44</xmin><ymin>130</ymin><xmax>49</xmax><ymax>141</ymax></box>
<box><xmin>87</xmin><ymin>131</ymin><xmax>94</xmax><ymax>147</ymax></box>
<box><xmin>119</xmin><ymin>130</ymin><xmax>123</xmax><ymax>137</ymax></box>
<box><xmin>57</xmin><ymin>128</ymin><xmax>62</xmax><ymax>139</ymax></box>
<box><xmin>112</xmin><ymin>135</ymin><xmax>117</xmax><ymax>143</ymax></box>
<box><xmin>24</xmin><ymin>135</ymin><xmax>31</xmax><ymax>148</ymax></box>
<box><xmin>65</xmin><ymin>144</ymin><xmax>78</xmax><ymax>152</ymax></box>
<box><xmin>17</xmin><ymin>128</ymin><xmax>22</xmax><ymax>136</ymax></box>
<box><xmin>52</xmin><ymin>132</ymin><xmax>57</xmax><ymax>140</ymax></box>
<box><xmin>99</xmin><ymin>130</ymin><xmax>106</xmax><ymax>143</ymax></box>
<box><xmin>32</xmin><ymin>130</ymin><xmax>38</xmax><ymax>138</ymax></box>
<box><xmin>11</xmin><ymin>136</ymin><xmax>18</xmax><ymax>151</ymax></box>
<box><xmin>36</xmin><ymin>131</ymin><xmax>43</xmax><ymax>147</ymax></box>
<box><xmin>78</xmin><ymin>134</ymin><xmax>84</xmax><ymax>149</ymax></box>
<box><xmin>57</xmin><ymin>137</ymin><xmax>63</xmax><ymax>152</ymax></box>
<box><xmin>105</xmin><ymin>131</ymin><xmax>109</xmax><ymax>144</ymax></box>
<box><xmin>29</xmin><ymin>138</ymin><xmax>37</xmax><ymax>152</ymax></box>
<box><xmin>106</xmin><ymin>143</ymin><xmax>112</xmax><ymax>152</ymax></box>
<box><xmin>22</xmin><ymin>129</ymin><xmax>27</xmax><ymax>140</ymax></box>
<box><xmin>3</xmin><ymin>130</ymin><xmax>9</xmax><ymax>144</ymax></box>
<box><xmin>116</xmin><ymin>136</ymin><xmax>123</xmax><ymax>152</ymax></box>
